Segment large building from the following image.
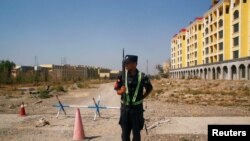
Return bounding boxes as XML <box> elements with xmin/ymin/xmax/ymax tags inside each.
<box><xmin>170</xmin><ymin>0</ymin><xmax>250</xmax><ymax>80</ymax></box>
<box><xmin>40</xmin><ymin>64</ymin><xmax>99</xmax><ymax>81</ymax></box>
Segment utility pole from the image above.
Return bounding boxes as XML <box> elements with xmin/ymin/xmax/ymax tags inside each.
<box><xmin>146</xmin><ymin>59</ymin><xmax>149</xmax><ymax>75</ymax></box>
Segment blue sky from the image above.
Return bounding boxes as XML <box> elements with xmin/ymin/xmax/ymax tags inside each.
<box><xmin>0</xmin><ymin>0</ymin><xmax>211</xmax><ymax>74</ymax></box>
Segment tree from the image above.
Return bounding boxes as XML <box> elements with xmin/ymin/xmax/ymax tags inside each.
<box><xmin>0</xmin><ymin>60</ymin><xmax>16</xmax><ymax>84</ymax></box>
<box><xmin>155</xmin><ymin>64</ymin><xmax>164</xmax><ymax>74</ymax></box>
<box><xmin>156</xmin><ymin>64</ymin><xmax>169</xmax><ymax>78</ymax></box>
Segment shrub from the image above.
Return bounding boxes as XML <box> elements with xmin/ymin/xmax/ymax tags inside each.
<box><xmin>77</xmin><ymin>82</ymin><xmax>90</xmax><ymax>89</ymax></box>
<box><xmin>54</xmin><ymin>85</ymin><xmax>67</xmax><ymax>92</ymax></box>
<box><xmin>38</xmin><ymin>88</ymin><xmax>51</xmax><ymax>99</ymax></box>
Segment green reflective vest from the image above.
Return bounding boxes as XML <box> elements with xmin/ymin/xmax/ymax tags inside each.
<box><xmin>122</xmin><ymin>71</ymin><xmax>143</xmax><ymax>105</ymax></box>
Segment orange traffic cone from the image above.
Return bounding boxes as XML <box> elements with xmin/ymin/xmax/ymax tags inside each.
<box><xmin>73</xmin><ymin>108</ymin><xmax>85</xmax><ymax>141</ymax></box>
<box><xmin>19</xmin><ymin>102</ymin><xmax>26</xmax><ymax>116</ymax></box>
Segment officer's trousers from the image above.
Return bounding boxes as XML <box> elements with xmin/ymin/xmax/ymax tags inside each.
<box><xmin>119</xmin><ymin>104</ymin><xmax>144</xmax><ymax>141</ymax></box>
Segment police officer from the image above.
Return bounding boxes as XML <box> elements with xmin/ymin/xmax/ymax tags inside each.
<box><xmin>114</xmin><ymin>55</ymin><xmax>153</xmax><ymax>141</ymax></box>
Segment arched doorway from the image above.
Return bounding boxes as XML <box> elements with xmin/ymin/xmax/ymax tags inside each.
<box><xmin>181</xmin><ymin>71</ymin><xmax>184</xmax><ymax>79</ymax></box>
<box><xmin>208</xmin><ymin>68</ymin><xmax>211</xmax><ymax>80</ymax></box>
<box><xmin>193</xmin><ymin>70</ymin><xmax>196</xmax><ymax>78</ymax></box>
<box><xmin>196</xmin><ymin>69</ymin><xmax>199</xmax><ymax>78</ymax></box>
<box><xmin>204</xmin><ymin>68</ymin><xmax>208</xmax><ymax>79</ymax></box>
<box><xmin>231</xmin><ymin>65</ymin><xmax>237</xmax><ymax>80</ymax></box>
<box><xmin>200</xmin><ymin>69</ymin><xmax>203</xmax><ymax>79</ymax></box>
<box><xmin>223</xmin><ymin>66</ymin><xmax>228</xmax><ymax>80</ymax></box>
<box><xmin>186</xmin><ymin>71</ymin><xmax>188</xmax><ymax>78</ymax></box>
<box><xmin>212</xmin><ymin>68</ymin><xmax>216</xmax><ymax>80</ymax></box>
<box><xmin>239</xmin><ymin>64</ymin><xmax>246</xmax><ymax>80</ymax></box>
<box><xmin>217</xmin><ymin>67</ymin><xmax>221</xmax><ymax>80</ymax></box>
<box><xmin>248</xmin><ymin>64</ymin><xmax>250</xmax><ymax>80</ymax></box>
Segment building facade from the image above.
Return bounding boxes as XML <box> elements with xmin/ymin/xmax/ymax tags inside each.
<box><xmin>170</xmin><ymin>0</ymin><xmax>250</xmax><ymax>80</ymax></box>
<box><xmin>38</xmin><ymin>64</ymin><xmax>99</xmax><ymax>81</ymax></box>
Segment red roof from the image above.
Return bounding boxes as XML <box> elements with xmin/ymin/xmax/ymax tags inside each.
<box><xmin>195</xmin><ymin>17</ymin><xmax>203</xmax><ymax>20</ymax></box>
<box><xmin>172</xmin><ymin>28</ymin><xmax>186</xmax><ymax>38</ymax></box>
<box><xmin>189</xmin><ymin>17</ymin><xmax>203</xmax><ymax>25</ymax></box>
<box><xmin>179</xmin><ymin>28</ymin><xmax>186</xmax><ymax>33</ymax></box>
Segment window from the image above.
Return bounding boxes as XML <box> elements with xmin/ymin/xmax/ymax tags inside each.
<box><xmin>205</xmin><ymin>48</ymin><xmax>209</xmax><ymax>54</ymax></box>
<box><xmin>226</xmin><ymin>6</ymin><xmax>229</xmax><ymax>14</ymax></box>
<box><xmin>187</xmin><ymin>47</ymin><xmax>189</xmax><ymax>52</ymax></box>
<box><xmin>233</xmin><ymin>37</ymin><xmax>239</xmax><ymax>46</ymax></box>
<box><xmin>234</xmin><ymin>10</ymin><xmax>239</xmax><ymax>20</ymax></box>
<box><xmin>219</xmin><ymin>9</ymin><xmax>223</xmax><ymax>16</ymax></box>
<box><xmin>233</xmin><ymin>23</ymin><xmax>239</xmax><ymax>33</ymax></box>
<box><xmin>205</xmin><ymin>28</ymin><xmax>209</xmax><ymax>34</ymax></box>
<box><xmin>219</xmin><ymin>54</ymin><xmax>223</xmax><ymax>61</ymax></box>
<box><xmin>206</xmin><ymin>38</ymin><xmax>209</xmax><ymax>44</ymax></box>
<box><xmin>219</xmin><ymin>20</ymin><xmax>223</xmax><ymax>27</ymax></box>
<box><xmin>233</xmin><ymin>50</ymin><xmax>239</xmax><ymax>59</ymax></box>
<box><xmin>199</xmin><ymin>25</ymin><xmax>202</xmax><ymax>31</ymax></box>
<box><xmin>205</xmin><ymin>18</ymin><xmax>209</xmax><ymax>24</ymax></box>
<box><xmin>195</xmin><ymin>60</ymin><xmax>197</xmax><ymax>66</ymax></box>
<box><xmin>195</xmin><ymin>43</ymin><xmax>197</xmax><ymax>49</ymax></box>
<box><xmin>219</xmin><ymin>30</ymin><xmax>223</xmax><ymax>39</ymax></box>
<box><xmin>219</xmin><ymin>42</ymin><xmax>223</xmax><ymax>50</ymax></box>
<box><xmin>187</xmin><ymin>54</ymin><xmax>189</xmax><ymax>59</ymax></box>
<box><xmin>243</xmin><ymin>0</ymin><xmax>247</xmax><ymax>3</ymax></box>
<box><xmin>183</xmin><ymin>35</ymin><xmax>185</xmax><ymax>40</ymax></box>
<box><xmin>206</xmin><ymin>58</ymin><xmax>209</xmax><ymax>64</ymax></box>
<box><xmin>195</xmin><ymin>35</ymin><xmax>197</xmax><ymax>40</ymax></box>
<box><xmin>195</xmin><ymin>52</ymin><xmax>197</xmax><ymax>57</ymax></box>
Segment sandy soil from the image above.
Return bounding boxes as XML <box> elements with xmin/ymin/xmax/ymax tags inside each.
<box><xmin>0</xmin><ymin>79</ymin><xmax>249</xmax><ymax>141</ymax></box>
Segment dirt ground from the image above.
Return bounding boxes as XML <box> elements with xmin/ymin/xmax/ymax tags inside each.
<box><xmin>0</xmin><ymin>79</ymin><xmax>250</xmax><ymax>141</ymax></box>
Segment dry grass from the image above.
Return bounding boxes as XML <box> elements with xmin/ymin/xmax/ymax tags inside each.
<box><xmin>151</xmin><ymin>79</ymin><xmax>250</xmax><ymax>107</ymax></box>
<box><xmin>0</xmin><ymin>79</ymin><xmax>113</xmax><ymax>99</ymax></box>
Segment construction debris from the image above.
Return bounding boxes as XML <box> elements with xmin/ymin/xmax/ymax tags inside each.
<box><xmin>147</xmin><ymin>119</ymin><xmax>171</xmax><ymax>130</ymax></box>
<box><xmin>8</xmin><ymin>104</ymin><xmax>15</xmax><ymax>109</ymax></box>
<box><xmin>33</xmin><ymin>100</ymin><xmax>42</xmax><ymax>105</ymax></box>
<box><xmin>35</xmin><ymin>118</ymin><xmax>50</xmax><ymax>127</ymax></box>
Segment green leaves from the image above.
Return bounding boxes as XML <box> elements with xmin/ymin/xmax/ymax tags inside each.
<box><xmin>0</xmin><ymin>60</ymin><xmax>16</xmax><ymax>84</ymax></box>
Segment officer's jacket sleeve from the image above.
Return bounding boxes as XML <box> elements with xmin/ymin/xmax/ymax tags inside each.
<box><xmin>142</xmin><ymin>74</ymin><xmax>153</xmax><ymax>93</ymax></box>
<box><xmin>114</xmin><ymin>75</ymin><xmax>123</xmax><ymax>91</ymax></box>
